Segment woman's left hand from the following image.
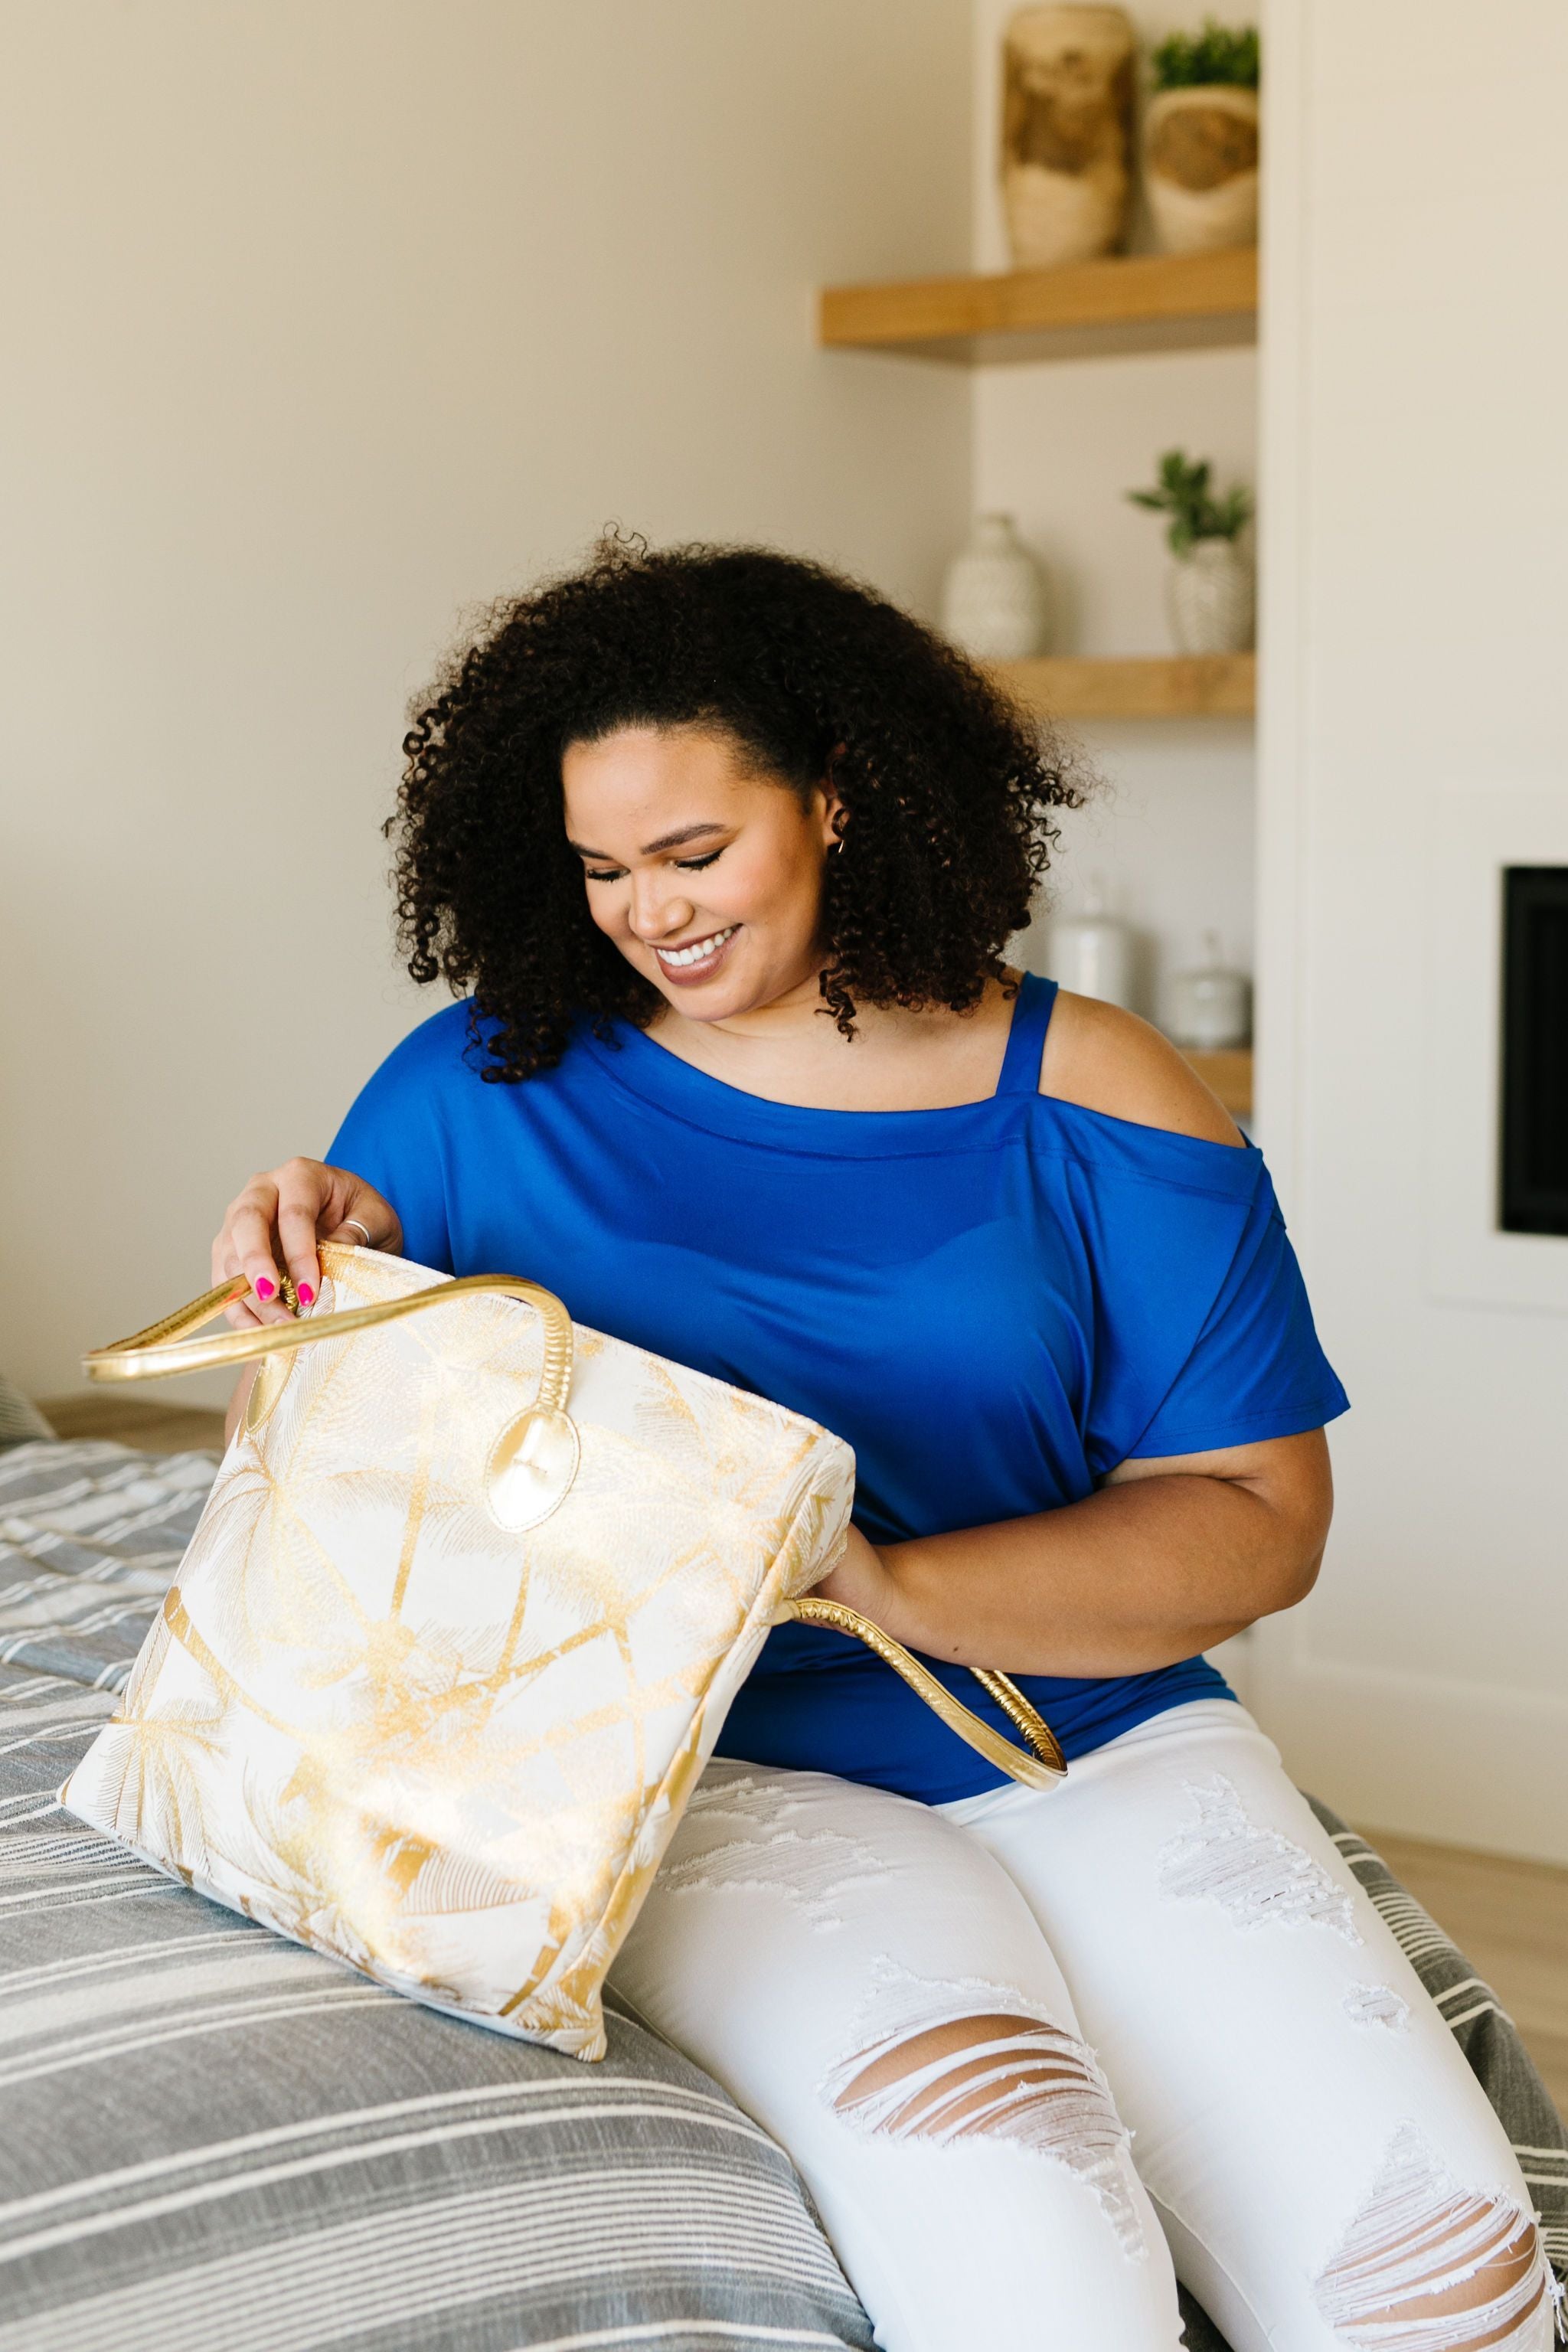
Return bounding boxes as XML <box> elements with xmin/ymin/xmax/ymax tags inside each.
<box><xmin>812</xmin><ymin>1523</ymin><xmax>898</xmax><ymax>1622</ymax></box>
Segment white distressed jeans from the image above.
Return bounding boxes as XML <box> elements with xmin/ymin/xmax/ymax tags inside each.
<box><xmin>609</xmin><ymin>1702</ymin><xmax>1558</xmax><ymax>2352</ymax></box>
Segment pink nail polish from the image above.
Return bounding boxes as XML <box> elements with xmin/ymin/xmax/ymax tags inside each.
<box><xmin>298</xmin><ymin>1283</ymin><xmax>315</xmax><ymax>1305</ymax></box>
<box><xmin>254</xmin><ymin>1277</ymin><xmax>276</xmax><ymax>1300</ymax></box>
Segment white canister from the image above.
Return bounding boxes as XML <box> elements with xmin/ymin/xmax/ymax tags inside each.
<box><xmin>1168</xmin><ymin>933</ymin><xmax>1251</xmax><ymax>1050</ymax></box>
<box><xmin>1049</xmin><ymin>878</ymin><xmax>1135</xmax><ymax>1011</ymax></box>
<box><xmin>941</xmin><ymin>514</ymin><xmax>1050</xmax><ymax>662</ymax></box>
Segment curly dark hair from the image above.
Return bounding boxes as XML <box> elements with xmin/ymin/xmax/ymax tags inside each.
<box><xmin>389</xmin><ymin>534</ymin><xmax>1083</xmax><ymax>1083</ymax></box>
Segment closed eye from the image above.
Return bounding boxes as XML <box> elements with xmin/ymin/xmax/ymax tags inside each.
<box><xmin>582</xmin><ymin>847</ymin><xmax>724</xmax><ymax>884</ymax></box>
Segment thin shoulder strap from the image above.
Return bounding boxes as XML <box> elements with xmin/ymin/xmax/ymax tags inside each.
<box><xmin>995</xmin><ymin>973</ymin><xmax>1060</xmax><ymax>1096</ymax></box>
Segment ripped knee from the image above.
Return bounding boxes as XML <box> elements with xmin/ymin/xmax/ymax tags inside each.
<box><xmin>822</xmin><ymin>1980</ymin><xmax>1146</xmax><ymax>2257</ymax></box>
<box><xmin>827</xmin><ymin>2010</ymin><xmax>1102</xmax><ymax>2143</ymax></box>
<box><xmin>1315</xmin><ymin>2125</ymin><xmax>1559</xmax><ymax>2350</ymax></box>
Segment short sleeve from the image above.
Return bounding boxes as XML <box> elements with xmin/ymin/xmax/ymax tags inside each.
<box><xmin>1078</xmin><ymin>1152</ymin><xmax>1349</xmax><ymax>1472</ymax></box>
<box><xmin>1123</xmin><ymin>1165</ymin><xmax>1347</xmax><ymax>1461</ymax></box>
<box><xmin>325</xmin><ymin>1006</ymin><xmax>466</xmax><ymax>1274</ymax></box>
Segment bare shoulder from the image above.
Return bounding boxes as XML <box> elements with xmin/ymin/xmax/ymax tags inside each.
<box><xmin>1038</xmin><ymin>990</ymin><xmax>1245</xmax><ymax>1146</ymax></box>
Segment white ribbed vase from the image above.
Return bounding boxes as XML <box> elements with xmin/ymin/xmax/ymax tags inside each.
<box><xmin>1165</xmin><ymin>538</ymin><xmax>1254</xmax><ymax>655</ymax></box>
<box><xmin>941</xmin><ymin>514</ymin><xmax>1050</xmax><ymax>662</ymax></box>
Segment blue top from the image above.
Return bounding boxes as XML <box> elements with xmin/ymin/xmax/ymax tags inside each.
<box><xmin>328</xmin><ymin>977</ymin><xmax>1348</xmax><ymax>1803</ymax></box>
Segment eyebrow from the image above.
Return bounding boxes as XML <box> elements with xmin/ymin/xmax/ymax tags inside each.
<box><xmin>567</xmin><ymin>822</ymin><xmax>728</xmax><ymax>861</ymax></box>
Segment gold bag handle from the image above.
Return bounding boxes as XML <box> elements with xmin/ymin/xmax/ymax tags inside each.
<box><xmin>782</xmin><ymin>1597</ymin><xmax>1065</xmax><ymax>1791</ymax></box>
<box><xmin>84</xmin><ymin>1267</ymin><xmax>575</xmax><ymax>1407</ymax></box>
<box><xmin>86</xmin><ymin>1267</ymin><xmax>1065</xmax><ymax>1790</ymax></box>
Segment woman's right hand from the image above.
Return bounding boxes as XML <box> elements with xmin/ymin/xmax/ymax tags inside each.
<box><xmin>211</xmin><ymin>1159</ymin><xmax>402</xmax><ymax>1330</ymax></box>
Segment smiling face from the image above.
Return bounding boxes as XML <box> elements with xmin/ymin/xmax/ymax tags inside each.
<box><xmin>562</xmin><ymin>725</ymin><xmax>841</xmax><ymax>1022</ymax></box>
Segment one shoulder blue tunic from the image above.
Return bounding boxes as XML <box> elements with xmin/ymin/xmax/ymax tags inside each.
<box><xmin>328</xmin><ymin>976</ymin><xmax>1348</xmax><ymax>1804</ymax></box>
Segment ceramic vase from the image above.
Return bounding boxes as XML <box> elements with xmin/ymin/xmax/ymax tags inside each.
<box><xmin>941</xmin><ymin>514</ymin><xmax>1050</xmax><ymax>662</ymax></box>
<box><xmin>1001</xmin><ymin>5</ymin><xmax>1135</xmax><ymax>269</ymax></box>
<box><xmin>1144</xmin><ymin>85</ymin><xmax>1259</xmax><ymax>255</ymax></box>
<box><xmin>1166</xmin><ymin>537</ymin><xmax>1253</xmax><ymax>655</ymax></box>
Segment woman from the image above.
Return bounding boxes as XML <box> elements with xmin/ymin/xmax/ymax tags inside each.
<box><xmin>214</xmin><ymin>541</ymin><xmax>1553</xmax><ymax>2352</ymax></box>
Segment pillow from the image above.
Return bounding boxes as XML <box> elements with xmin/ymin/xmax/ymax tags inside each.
<box><xmin>0</xmin><ymin>1371</ymin><xmax>52</xmax><ymax>1450</ymax></box>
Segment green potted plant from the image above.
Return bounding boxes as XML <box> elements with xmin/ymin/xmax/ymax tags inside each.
<box><xmin>1128</xmin><ymin>449</ymin><xmax>1254</xmax><ymax>654</ymax></box>
<box><xmin>1144</xmin><ymin>19</ymin><xmax>1259</xmax><ymax>254</ymax></box>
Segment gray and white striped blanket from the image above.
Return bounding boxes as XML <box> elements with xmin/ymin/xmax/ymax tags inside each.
<box><xmin>0</xmin><ymin>1437</ymin><xmax>1562</xmax><ymax>2350</ymax></box>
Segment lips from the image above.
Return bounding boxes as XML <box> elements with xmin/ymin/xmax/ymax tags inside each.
<box><xmin>654</xmin><ymin>924</ymin><xmax>738</xmax><ymax>979</ymax></box>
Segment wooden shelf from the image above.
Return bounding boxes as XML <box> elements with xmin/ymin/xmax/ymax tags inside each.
<box><xmin>819</xmin><ymin>246</ymin><xmax>1256</xmax><ymax>365</ymax></box>
<box><xmin>991</xmin><ymin>652</ymin><xmax>1254</xmax><ymax>719</ymax></box>
<box><xmin>1179</xmin><ymin>1047</ymin><xmax>1253</xmax><ymax>1119</ymax></box>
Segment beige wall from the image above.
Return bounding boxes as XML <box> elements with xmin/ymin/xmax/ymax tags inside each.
<box><xmin>1253</xmin><ymin>0</ymin><xmax>1568</xmax><ymax>1859</ymax></box>
<box><xmin>0</xmin><ymin>1</ymin><xmax>972</xmax><ymax>1400</ymax></box>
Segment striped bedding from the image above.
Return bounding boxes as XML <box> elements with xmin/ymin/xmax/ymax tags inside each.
<box><xmin>0</xmin><ymin>1436</ymin><xmax>1561</xmax><ymax>2351</ymax></box>
<box><xmin>0</xmin><ymin>1439</ymin><xmax>872</xmax><ymax>2352</ymax></box>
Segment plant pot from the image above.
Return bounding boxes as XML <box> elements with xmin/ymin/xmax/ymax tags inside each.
<box><xmin>1001</xmin><ymin>6</ymin><xmax>1135</xmax><ymax>270</ymax></box>
<box><xmin>1144</xmin><ymin>84</ymin><xmax>1259</xmax><ymax>255</ymax></box>
<box><xmin>1166</xmin><ymin>539</ymin><xmax>1253</xmax><ymax>655</ymax></box>
<box><xmin>941</xmin><ymin>514</ymin><xmax>1051</xmax><ymax>662</ymax></box>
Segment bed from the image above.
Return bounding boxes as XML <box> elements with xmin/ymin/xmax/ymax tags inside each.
<box><xmin>1</xmin><ymin>1429</ymin><xmax>1561</xmax><ymax>2351</ymax></box>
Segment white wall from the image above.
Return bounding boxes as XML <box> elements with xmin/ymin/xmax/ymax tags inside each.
<box><xmin>1253</xmin><ymin>0</ymin><xmax>1568</xmax><ymax>1860</ymax></box>
<box><xmin>969</xmin><ymin>0</ymin><xmax>1258</xmax><ymax>1025</ymax></box>
<box><xmin>1014</xmin><ymin>719</ymin><xmax>1256</xmax><ymax>1037</ymax></box>
<box><xmin>0</xmin><ymin>0</ymin><xmax>973</xmax><ymax>1401</ymax></box>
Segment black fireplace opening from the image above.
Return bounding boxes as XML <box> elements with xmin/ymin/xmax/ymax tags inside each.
<box><xmin>1500</xmin><ymin>866</ymin><xmax>1568</xmax><ymax>1236</ymax></box>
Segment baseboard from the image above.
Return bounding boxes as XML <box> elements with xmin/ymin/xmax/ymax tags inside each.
<box><xmin>1247</xmin><ymin>1622</ymin><xmax>1568</xmax><ymax>1867</ymax></box>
